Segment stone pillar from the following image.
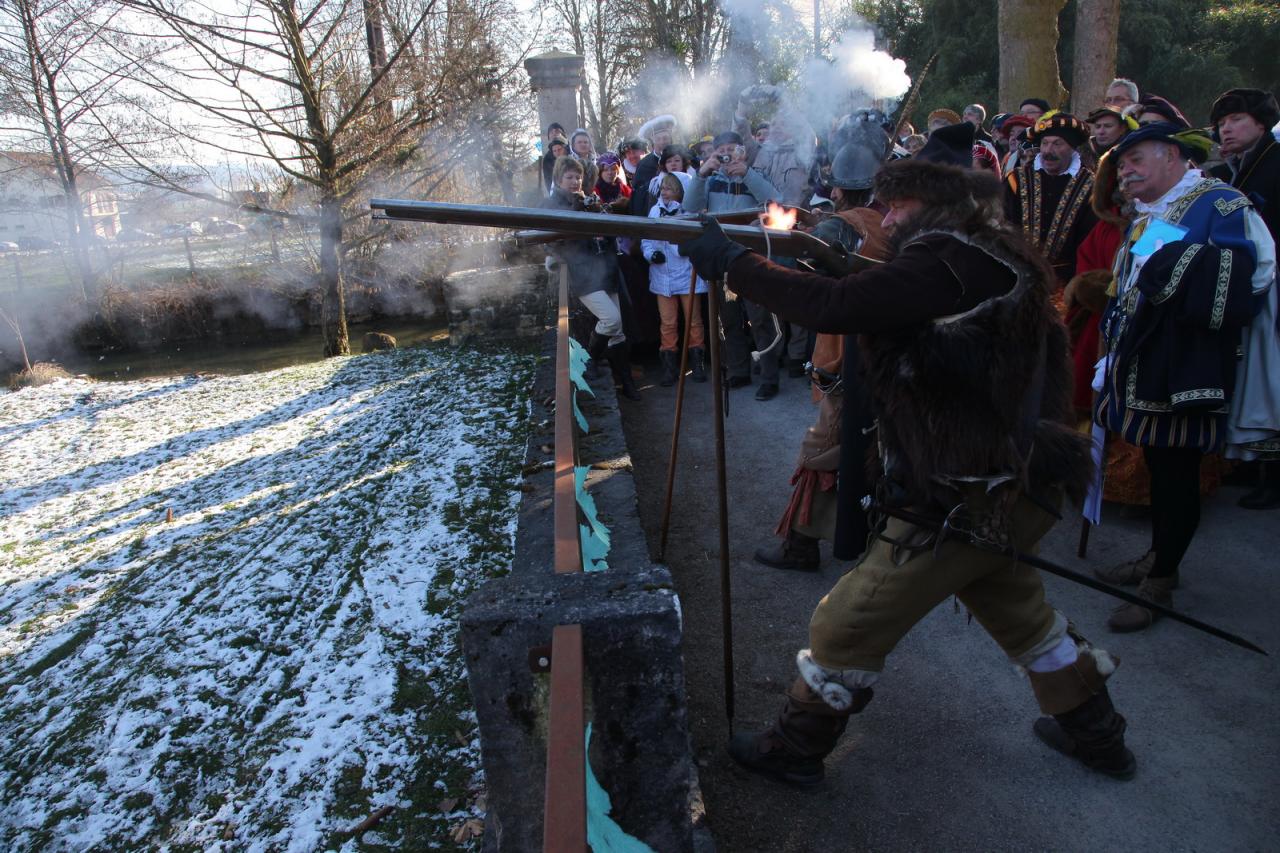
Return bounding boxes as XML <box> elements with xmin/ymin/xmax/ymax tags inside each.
<box><xmin>525</xmin><ymin>51</ymin><xmax>585</xmax><ymax>139</ymax></box>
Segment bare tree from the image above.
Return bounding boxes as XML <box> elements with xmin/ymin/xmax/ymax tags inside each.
<box><xmin>1070</xmin><ymin>0</ymin><xmax>1120</xmax><ymax>115</ymax></box>
<box><xmin>548</xmin><ymin>0</ymin><xmax>726</xmax><ymax>148</ymax></box>
<box><xmin>112</xmin><ymin>0</ymin><xmax>532</xmax><ymax>356</ymax></box>
<box><xmin>998</xmin><ymin>0</ymin><xmax>1068</xmax><ymax>111</ymax></box>
<box><xmin>0</xmin><ymin>0</ymin><xmax>151</xmax><ymax>301</ymax></box>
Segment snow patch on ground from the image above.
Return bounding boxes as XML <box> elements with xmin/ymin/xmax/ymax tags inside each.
<box><xmin>0</xmin><ymin>345</ymin><xmax>536</xmax><ymax>849</ymax></box>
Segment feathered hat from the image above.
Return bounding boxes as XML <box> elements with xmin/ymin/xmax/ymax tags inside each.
<box><xmin>1026</xmin><ymin>111</ymin><xmax>1089</xmax><ymax>148</ymax></box>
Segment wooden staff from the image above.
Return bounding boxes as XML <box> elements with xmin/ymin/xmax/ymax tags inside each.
<box><xmin>709</xmin><ymin>275</ymin><xmax>735</xmax><ymax>729</ymax></box>
<box><xmin>658</xmin><ymin>266</ymin><xmax>701</xmax><ymax>561</ymax></box>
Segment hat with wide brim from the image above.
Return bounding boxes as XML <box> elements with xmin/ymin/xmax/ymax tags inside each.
<box><xmin>637</xmin><ymin>114</ymin><xmax>677</xmax><ymax>141</ymax></box>
<box><xmin>1026</xmin><ymin>112</ymin><xmax>1089</xmax><ymax>147</ymax></box>
<box><xmin>927</xmin><ymin>108</ymin><xmax>962</xmax><ymax>127</ymax></box>
<box><xmin>1110</xmin><ymin>121</ymin><xmax>1213</xmax><ymax>163</ymax></box>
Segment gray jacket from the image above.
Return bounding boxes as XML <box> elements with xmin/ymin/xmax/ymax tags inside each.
<box><xmin>683</xmin><ymin>168</ymin><xmax>779</xmax><ymax>214</ymax></box>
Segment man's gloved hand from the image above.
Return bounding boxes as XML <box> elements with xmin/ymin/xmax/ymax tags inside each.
<box><xmin>677</xmin><ymin>215</ymin><xmax>749</xmax><ymax>281</ymax></box>
<box><xmin>649</xmin><ymin>250</ymin><xmax>666</xmax><ymax>264</ymax></box>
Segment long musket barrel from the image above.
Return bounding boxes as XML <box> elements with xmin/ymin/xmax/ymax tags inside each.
<box><xmin>369</xmin><ymin>198</ymin><xmax>882</xmax><ymax>275</ymax></box>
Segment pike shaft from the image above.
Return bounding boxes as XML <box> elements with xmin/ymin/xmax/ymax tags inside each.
<box><xmin>872</xmin><ymin>503</ymin><xmax>1268</xmax><ymax>656</ymax></box>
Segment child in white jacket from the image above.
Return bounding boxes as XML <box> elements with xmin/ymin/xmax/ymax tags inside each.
<box><xmin>642</xmin><ymin>172</ymin><xmax>707</xmax><ymax>386</ymax></box>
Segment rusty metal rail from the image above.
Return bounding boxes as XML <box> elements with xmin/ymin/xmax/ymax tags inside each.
<box><xmin>545</xmin><ymin>263</ymin><xmax>587</xmax><ymax>851</ymax></box>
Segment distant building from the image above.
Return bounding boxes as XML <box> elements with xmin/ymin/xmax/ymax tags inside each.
<box><xmin>0</xmin><ymin>151</ymin><xmax>121</xmax><ymax>244</ymax></box>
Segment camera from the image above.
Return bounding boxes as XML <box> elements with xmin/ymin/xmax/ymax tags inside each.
<box><xmin>718</xmin><ymin>154</ymin><xmax>731</xmax><ymax>163</ymax></box>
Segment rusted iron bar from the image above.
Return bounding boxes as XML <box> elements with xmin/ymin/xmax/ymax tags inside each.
<box><xmin>658</xmin><ymin>267</ymin><xmax>700</xmax><ymax>562</ymax></box>
<box><xmin>369</xmin><ymin>198</ymin><xmax>880</xmax><ymax>275</ymax></box>
<box><xmin>543</xmin><ymin>622</ymin><xmax>587</xmax><ymax>851</ymax></box>
<box><xmin>553</xmin><ymin>264</ymin><xmax>582</xmax><ymax>574</ymax></box>
<box><xmin>708</xmin><ymin>278</ymin><xmax>735</xmax><ymax>728</ymax></box>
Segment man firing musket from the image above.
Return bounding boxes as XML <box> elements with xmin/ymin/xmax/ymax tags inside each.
<box><xmin>675</xmin><ymin>142</ymin><xmax>1142</xmax><ymax>784</ymax></box>
<box><xmin>372</xmin><ymin>141</ymin><xmax>1266</xmax><ymax>788</ymax></box>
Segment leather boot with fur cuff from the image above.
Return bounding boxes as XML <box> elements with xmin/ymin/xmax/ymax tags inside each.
<box><xmin>1033</xmin><ymin>687</ymin><xmax>1136</xmax><ymax>780</ymax></box>
<box><xmin>1107</xmin><ymin>574</ymin><xmax>1175</xmax><ymax>633</ymax></box>
<box><xmin>754</xmin><ymin>530</ymin><xmax>820</xmax><ymax>572</ymax></box>
<box><xmin>728</xmin><ymin>677</ymin><xmax>871</xmax><ymax>787</ymax></box>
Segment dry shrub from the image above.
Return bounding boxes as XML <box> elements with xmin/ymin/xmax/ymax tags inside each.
<box><xmin>9</xmin><ymin>362</ymin><xmax>73</xmax><ymax>389</ymax></box>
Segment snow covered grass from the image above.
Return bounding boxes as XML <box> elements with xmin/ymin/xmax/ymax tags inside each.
<box><xmin>0</xmin><ymin>343</ymin><xmax>538</xmax><ymax>850</ymax></box>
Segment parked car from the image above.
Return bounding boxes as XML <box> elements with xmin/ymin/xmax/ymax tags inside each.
<box><xmin>161</xmin><ymin>222</ymin><xmax>203</xmax><ymax>238</ymax></box>
<box><xmin>18</xmin><ymin>235</ymin><xmax>61</xmax><ymax>251</ymax></box>
<box><xmin>0</xmin><ymin>241</ymin><xmax>19</xmax><ymax>253</ymax></box>
<box><xmin>204</xmin><ymin>219</ymin><xmax>246</xmax><ymax>235</ymax></box>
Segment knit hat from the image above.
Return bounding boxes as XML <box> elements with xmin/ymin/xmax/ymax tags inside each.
<box><xmin>712</xmin><ymin>130</ymin><xmax>743</xmax><ymax>148</ymax></box>
<box><xmin>596</xmin><ymin>152</ymin><xmax>621</xmax><ymax>169</ymax></box>
<box><xmin>991</xmin><ymin>112</ymin><xmax>1012</xmax><ymax>130</ymax></box>
<box><xmin>621</xmin><ymin>137</ymin><xmax>649</xmax><ymax>153</ymax></box>
<box><xmin>1209</xmin><ymin>88</ymin><xmax>1280</xmax><ymax>131</ymax></box>
<box><xmin>915</xmin><ymin>122</ymin><xmax>976</xmax><ymax>166</ymax></box>
<box><xmin>1110</xmin><ymin>121</ymin><xmax>1213</xmax><ymax>163</ymax></box>
<box><xmin>927</xmin><ymin>108</ymin><xmax>962</xmax><ymax>127</ymax></box>
<box><xmin>1020</xmin><ymin>98</ymin><xmax>1052</xmax><ymax>114</ymax></box>
<box><xmin>1026</xmin><ymin>111</ymin><xmax>1089</xmax><ymax>147</ymax></box>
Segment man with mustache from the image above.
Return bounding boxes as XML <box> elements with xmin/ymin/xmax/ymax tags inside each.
<box><xmin>1004</xmin><ymin>113</ymin><xmax>1098</xmax><ymax>286</ymax></box>
<box><xmin>1094</xmin><ymin>122</ymin><xmax>1275</xmax><ymax>631</ymax></box>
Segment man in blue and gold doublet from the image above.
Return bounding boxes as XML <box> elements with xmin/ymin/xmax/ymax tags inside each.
<box><xmin>1095</xmin><ymin>122</ymin><xmax>1277</xmax><ymax>632</ymax></box>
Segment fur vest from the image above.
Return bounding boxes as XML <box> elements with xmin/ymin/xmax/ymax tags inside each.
<box><xmin>861</xmin><ymin>215</ymin><xmax>1091</xmax><ymax>511</ymax></box>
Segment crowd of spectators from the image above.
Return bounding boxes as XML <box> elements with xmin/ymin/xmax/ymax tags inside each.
<box><xmin>535</xmin><ymin>79</ymin><xmax>1280</xmax><ymax>556</ymax></box>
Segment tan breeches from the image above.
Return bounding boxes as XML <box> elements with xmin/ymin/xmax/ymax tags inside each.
<box><xmin>809</xmin><ymin>495</ymin><xmax>1060</xmax><ymax>672</ymax></box>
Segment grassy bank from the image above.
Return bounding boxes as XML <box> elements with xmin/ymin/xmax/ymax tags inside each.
<box><xmin>0</xmin><ymin>344</ymin><xmax>537</xmax><ymax>850</ymax></box>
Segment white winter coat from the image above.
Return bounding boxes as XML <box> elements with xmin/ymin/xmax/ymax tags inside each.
<box><xmin>642</xmin><ymin>200</ymin><xmax>708</xmax><ymax>297</ymax></box>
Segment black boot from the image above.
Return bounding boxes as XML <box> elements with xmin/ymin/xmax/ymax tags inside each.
<box><xmin>689</xmin><ymin>347</ymin><xmax>707</xmax><ymax>382</ymax></box>
<box><xmin>584</xmin><ymin>332</ymin><xmax>608</xmax><ymax>382</ymax></box>
<box><xmin>728</xmin><ymin>677</ymin><xmax>871</xmax><ymax>786</ymax></box>
<box><xmin>658</xmin><ymin>350</ymin><xmax>679</xmax><ymax>387</ymax></box>
<box><xmin>1238</xmin><ymin>463</ymin><xmax>1280</xmax><ymax>510</ymax></box>
<box><xmin>607</xmin><ymin>341</ymin><xmax>641</xmax><ymax>401</ymax></box>
<box><xmin>754</xmin><ymin>530</ymin><xmax>820</xmax><ymax>571</ymax></box>
<box><xmin>1033</xmin><ymin>687</ymin><xmax>1136</xmax><ymax>780</ymax></box>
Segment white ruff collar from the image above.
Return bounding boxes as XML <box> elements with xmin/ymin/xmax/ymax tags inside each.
<box><xmin>1134</xmin><ymin>169</ymin><xmax>1204</xmax><ymax>219</ymax></box>
<box><xmin>1033</xmin><ymin>149</ymin><xmax>1082</xmax><ymax>177</ymax></box>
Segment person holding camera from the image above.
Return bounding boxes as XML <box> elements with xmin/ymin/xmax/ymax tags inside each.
<box><xmin>684</xmin><ymin>130</ymin><xmax>786</xmax><ymax>398</ymax></box>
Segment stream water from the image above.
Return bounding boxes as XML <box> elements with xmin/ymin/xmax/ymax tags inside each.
<box><xmin>58</xmin><ymin>319</ymin><xmax>449</xmax><ymax>382</ymax></box>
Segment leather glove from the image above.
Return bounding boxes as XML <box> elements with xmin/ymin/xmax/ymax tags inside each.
<box><xmin>649</xmin><ymin>250</ymin><xmax>666</xmax><ymax>264</ymax></box>
<box><xmin>677</xmin><ymin>215</ymin><xmax>749</xmax><ymax>281</ymax></box>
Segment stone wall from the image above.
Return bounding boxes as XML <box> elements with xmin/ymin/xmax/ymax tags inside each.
<box><xmin>461</xmin><ymin>329</ymin><xmax>710</xmax><ymax>852</ymax></box>
<box><xmin>444</xmin><ymin>263</ymin><xmax>550</xmax><ymax>346</ymax></box>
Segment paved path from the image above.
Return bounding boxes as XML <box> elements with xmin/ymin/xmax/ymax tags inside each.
<box><xmin>620</xmin><ymin>361</ymin><xmax>1279</xmax><ymax>852</ymax></box>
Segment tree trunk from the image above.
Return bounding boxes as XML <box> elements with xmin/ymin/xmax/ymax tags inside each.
<box><xmin>998</xmin><ymin>0</ymin><xmax>1069</xmax><ymax>112</ymax></box>
<box><xmin>319</xmin><ymin>197</ymin><xmax>349</xmax><ymax>357</ymax></box>
<box><xmin>1070</xmin><ymin>0</ymin><xmax>1120</xmax><ymax>115</ymax></box>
